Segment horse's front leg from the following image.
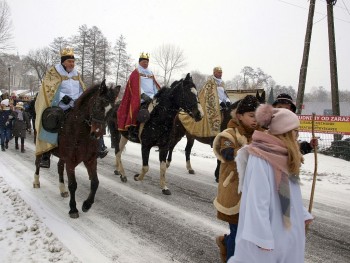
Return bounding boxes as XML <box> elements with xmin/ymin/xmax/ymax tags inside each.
<box><xmin>66</xmin><ymin>163</ymin><xmax>79</xmax><ymax>218</ymax></box>
<box><xmin>185</xmin><ymin>136</ymin><xmax>195</xmax><ymax>174</ymax></box>
<box><xmin>33</xmin><ymin>155</ymin><xmax>41</xmax><ymax>188</ymax></box>
<box><xmin>82</xmin><ymin>158</ymin><xmax>99</xmax><ymax>213</ymax></box>
<box><xmin>115</xmin><ymin>135</ymin><xmax>128</xmax><ymax>183</ymax></box>
<box><xmin>57</xmin><ymin>159</ymin><xmax>69</xmax><ymax>197</ymax></box>
<box><xmin>166</xmin><ymin>146</ymin><xmax>174</xmax><ymax>169</ymax></box>
<box><xmin>134</xmin><ymin>144</ymin><xmax>150</xmax><ymax>182</ymax></box>
<box><xmin>159</xmin><ymin>147</ymin><xmax>171</xmax><ymax>195</ymax></box>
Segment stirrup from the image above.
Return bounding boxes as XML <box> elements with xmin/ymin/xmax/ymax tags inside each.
<box><xmin>39</xmin><ymin>158</ymin><xmax>50</xmax><ymax>168</ymax></box>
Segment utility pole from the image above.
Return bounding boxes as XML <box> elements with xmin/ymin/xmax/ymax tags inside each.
<box><xmin>326</xmin><ymin>0</ymin><xmax>340</xmax><ymax>117</ymax></box>
<box><xmin>326</xmin><ymin>0</ymin><xmax>341</xmax><ymax>140</ymax></box>
<box><xmin>296</xmin><ymin>0</ymin><xmax>316</xmax><ymax>114</ymax></box>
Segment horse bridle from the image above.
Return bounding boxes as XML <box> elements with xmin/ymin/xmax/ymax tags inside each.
<box><xmin>178</xmin><ymin>82</ymin><xmax>200</xmax><ymax>115</ymax></box>
<box><xmin>84</xmin><ymin>93</ymin><xmax>110</xmax><ymax>127</ymax></box>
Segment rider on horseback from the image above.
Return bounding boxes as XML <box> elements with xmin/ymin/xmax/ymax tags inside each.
<box><xmin>117</xmin><ymin>52</ymin><xmax>161</xmax><ymax>141</ymax></box>
<box><xmin>178</xmin><ymin>66</ymin><xmax>231</xmax><ymax>138</ymax></box>
<box><xmin>35</xmin><ymin>47</ymin><xmax>108</xmax><ymax>168</ymax></box>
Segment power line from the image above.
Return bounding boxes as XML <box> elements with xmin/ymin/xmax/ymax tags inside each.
<box><xmin>341</xmin><ymin>0</ymin><xmax>350</xmax><ymax>15</ymax></box>
<box><xmin>277</xmin><ymin>0</ymin><xmax>350</xmax><ymax>23</ymax></box>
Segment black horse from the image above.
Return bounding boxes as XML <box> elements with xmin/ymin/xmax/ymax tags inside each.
<box><xmin>33</xmin><ymin>80</ymin><xmax>119</xmax><ymax>218</ymax></box>
<box><xmin>114</xmin><ymin>73</ymin><xmax>203</xmax><ymax>195</ymax></box>
<box><xmin>166</xmin><ymin>91</ymin><xmax>265</xmax><ymax>182</ymax></box>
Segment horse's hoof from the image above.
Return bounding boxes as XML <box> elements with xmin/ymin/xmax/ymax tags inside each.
<box><xmin>82</xmin><ymin>201</ymin><xmax>92</xmax><ymax>212</ymax></box>
<box><xmin>120</xmin><ymin>175</ymin><xmax>127</xmax><ymax>183</ymax></box>
<box><xmin>188</xmin><ymin>169</ymin><xmax>195</xmax><ymax>174</ymax></box>
<box><xmin>60</xmin><ymin>192</ymin><xmax>69</xmax><ymax>198</ymax></box>
<box><xmin>33</xmin><ymin>183</ymin><xmax>40</xmax><ymax>188</ymax></box>
<box><xmin>69</xmin><ymin>211</ymin><xmax>79</xmax><ymax>218</ymax></box>
<box><xmin>114</xmin><ymin>170</ymin><xmax>121</xmax><ymax>175</ymax></box>
<box><xmin>162</xmin><ymin>189</ymin><xmax>172</xmax><ymax>195</ymax></box>
<box><xmin>134</xmin><ymin>174</ymin><xmax>140</xmax><ymax>181</ymax></box>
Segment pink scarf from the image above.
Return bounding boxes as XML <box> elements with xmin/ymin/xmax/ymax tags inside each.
<box><xmin>247</xmin><ymin>130</ymin><xmax>297</xmax><ymax>229</ymax></box>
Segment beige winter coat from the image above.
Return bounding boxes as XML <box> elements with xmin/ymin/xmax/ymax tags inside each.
<box><xmin>213</xmin><ymin>118</ymin><xmax>261</xmax><ymax>224</ymax></box>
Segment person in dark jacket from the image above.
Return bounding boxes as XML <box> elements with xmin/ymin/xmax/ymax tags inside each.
<box><xmin>27</xmin><ymin>94</ymin><xmax>37</xmax><ymax>143</ymax></box>
<box><xmin>0</xmin><ymin>99</ymin><xmax>15</xmax><ymax>151</ymax></box>
<box><xmin>13</xmin><ymin>102</ymin><xmax>31</xmax><ymax>152</ymax></box>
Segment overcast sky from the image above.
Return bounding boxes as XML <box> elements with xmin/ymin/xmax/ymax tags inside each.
<box><xmin>7</xmin><ymin>0</ymin><xmax>350</xmax><ymax>92</ymax></box>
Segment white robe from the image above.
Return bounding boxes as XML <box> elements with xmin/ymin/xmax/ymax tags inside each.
<box><xmin>228</xmin><ymin>155</ymin><xmax>312</xmax><ymax>263</ymax></box>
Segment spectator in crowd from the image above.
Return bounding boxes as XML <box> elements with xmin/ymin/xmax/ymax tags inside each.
<box><xmin>272</xmin><ymin>93</ymin><xmax>317</xmax><ymax>153</ymax></box>
<box><xmin>12</xmin><ymin>102</ymin><xmax>31</xmax><ymax>153</ymax></box>
<box><xmin>0</xmin><ymin>99</ymin><xmax>15</xmax><ymax>151</ymax></box>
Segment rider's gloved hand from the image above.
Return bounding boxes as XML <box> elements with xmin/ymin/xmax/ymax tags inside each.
<box><xmin>61</xmin><ymin>95</ymin><xmax>72</xmax><ymax>105</ymax></box>
<box><xmin>141</xmin><ymin>93</ymin><xmax>152</xmax><ymax>104</ymax></box>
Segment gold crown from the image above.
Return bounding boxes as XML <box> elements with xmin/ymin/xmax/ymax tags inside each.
<box><xmin>139</xmin><ymin>52</ymin><xmax>150</xmax><ymax>59</ymax></box>
<box><xmin>60</xmin><ymin>47</ymin><xmax>74</xmax><ymax>57</ymax></box>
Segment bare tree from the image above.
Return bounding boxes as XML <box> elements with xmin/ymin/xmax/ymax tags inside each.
<box><xmin>114</xmin><ymin>34</ymin><xmax>128</xmax><ymax>85</ymax></box>
<box><xmin>153</xmin><ymin>44</ymin><xmax>186</xmax><ymax>86</ymax></box>
<box><xmin>229</xmin><ymin>75</ymin><xmax>244</xmax><ymax>90</ymax></box>
<box><xmin>49</xmin><ymin>37</ymin><xmax>70</xmax><ymax>64</ymax></box>
<box><xmin>190</xmin><ymin>70</ymin><xmax>208</xmax><ymax>92</ymax></box>
<box><xmin>96</xmin><ymin>37</ymin><xmax>113</xmax><ymax>80</ymax></box>
<box><xmin>22</xmin><ymin>47</ymin><xmax>54</xmax><ymax>83</ymax></box>
<box><xmin>0</xmin><ymin>0</ymin><xmax>13</xmax><ymax>51</ymax></box>
<box><xmin>71</xmin><ymin>25</ymin><xmax>89</xmax><ymax>81</ymax></box>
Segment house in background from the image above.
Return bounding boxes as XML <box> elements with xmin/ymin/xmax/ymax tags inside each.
<box><xmin>301</xmin><ymin>102</ymin><xmax>350</xmax><ymax>116</ymax></box>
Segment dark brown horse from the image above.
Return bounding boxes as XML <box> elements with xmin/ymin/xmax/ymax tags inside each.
<box><xmin>33</xmin><ymin>80</ymin><xmax>119</xmax><ymax>218</ymax></box>
<box><xmin>166</xmin><ymin>91</ymin><xmax>265</xmax><ymax>182</ymax></box>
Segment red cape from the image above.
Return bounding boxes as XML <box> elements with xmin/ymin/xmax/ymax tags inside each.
<box><xmin>117</xmin><ymin>69</ymin><xmax>160</xmax><ymax>131</ymax></box>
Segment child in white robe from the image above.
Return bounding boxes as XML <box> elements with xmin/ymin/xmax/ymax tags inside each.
<box><xmin>228</xmin><ymin>104</ymin><xmax>313</xmax><ymax>263</ymax></box>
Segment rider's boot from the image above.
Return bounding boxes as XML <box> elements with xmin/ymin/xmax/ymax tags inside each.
<box><xmin>39</xmin><ymin>151</ymin><xmax>51</xmax><ymax>168</ymax></box>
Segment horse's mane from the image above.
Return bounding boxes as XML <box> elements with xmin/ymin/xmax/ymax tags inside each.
<box><xmin>154</xmin><ymin>86</ymin><xmax>170</xmax><ymax>100</ymax></box>
<box><xmin>75</xmin><ymin>84</ymin><xmax>100</xmax><ymax>108</ymax></box>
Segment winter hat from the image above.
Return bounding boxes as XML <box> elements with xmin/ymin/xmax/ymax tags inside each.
<box><xmin>272</xmin><ymin>93</ymin><xmax>296</xmax><ymax>113</ymax></box>
<box><xmin>236</xmin><ymin>95</ymin><xmax>260</xmax><ymax>114</ymax></box>
<box><xmin>1</xmin><ymin>99</ymin><xmax>9</xmax><ymax>106</ymax></box>
<box><xmin>15</xmin><ymin>101</ymin><xmax>24</xmax><ymax>109</ymax></box>
<box><xmin>255</xmin><ymin>104</ymin><xmax>299</xmax><ymax>135</ymax></box>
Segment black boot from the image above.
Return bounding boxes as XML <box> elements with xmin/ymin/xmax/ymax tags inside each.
<box><xmin>21</xmin><ymin>144</ymin><xmax>25</xmax><ymax>153</ymax></box>
<box><xmin>97</xmin><ymin>138</ymin><xmax>108</xmax><ymax>159</ymax></box>
<box><xmin>5</xmin><ymin>141</ymin><xmax>8</xmax><ymax>149</ymax></box>
<box><xmin>40</xmin><ymin>152</ymin><xmax>51</xmax><ymax>168</ymax></box>
<box><xmin>128</xmin><ymin>126</ymin><xmax>139</xmax><ymax>141</ymax></box>
<box><xmin>15</xmin><ymin>142</ymin><xmax>19</xmax><ymax>150</ymax></box>
<box><xmin>1</xmin><ymin>144</ymin><xmax>5</xmax><ymax>151</ymax></box>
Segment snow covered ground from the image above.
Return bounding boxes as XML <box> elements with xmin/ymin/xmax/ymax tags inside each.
<box><xmin>0</xmin><ymin>134</ymin><xmax>349</xmax><ymax>262</ymax></box>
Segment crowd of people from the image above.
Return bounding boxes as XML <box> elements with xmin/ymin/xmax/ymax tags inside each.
<box><xmin>1</xmin><ymin>46</ymin><xmax>316</xmax><ymax>263</ymax></box>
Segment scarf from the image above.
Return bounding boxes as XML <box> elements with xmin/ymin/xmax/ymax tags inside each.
<box><xmin>16</xmin><ymin>109</ymin><xmax>23</xmax><ymax>121</ymax></box>
<box><xmin>247</xmin><ymin>130</ymin><xmax>298</xmax><ymax>229</ymax></box>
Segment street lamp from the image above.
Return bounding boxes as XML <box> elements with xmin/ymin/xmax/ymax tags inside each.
<box><xmin>8</xmin><ymin>66</ymin><xmax>11</xmax><ymax>96</ymax></box>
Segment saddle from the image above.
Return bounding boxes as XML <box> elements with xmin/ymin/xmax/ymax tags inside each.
<box><xmin>42</xmin><ymin>106</ymin><xmax>65</xmax><ymax>133</ymax></box>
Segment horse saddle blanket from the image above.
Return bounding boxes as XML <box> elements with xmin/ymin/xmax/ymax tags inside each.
<box><xmin>42</xmin><ymin>106</ymin><xmax>65</xmax><ymax>133</ymax></box>
<box><xmin>178</xmin><ymin>110</ymin><xmax>220</xmax><ymax>137</ymax></box>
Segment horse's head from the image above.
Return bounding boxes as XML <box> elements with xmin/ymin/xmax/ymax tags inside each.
<box><xmin>173</xmin><ymin>73</ymin><xmax>203</xmax><ymax>122</ymax></box>
<box><xmin>89</xmin><ymin>80</ymin><xmax>120</xmax><ymax>139</ymax></box>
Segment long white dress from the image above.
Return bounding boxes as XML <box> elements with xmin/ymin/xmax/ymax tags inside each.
<box><xmin>228</xmin><ymin>155</ymin><xmax>312</xmax><ymax>263</ymax></box>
